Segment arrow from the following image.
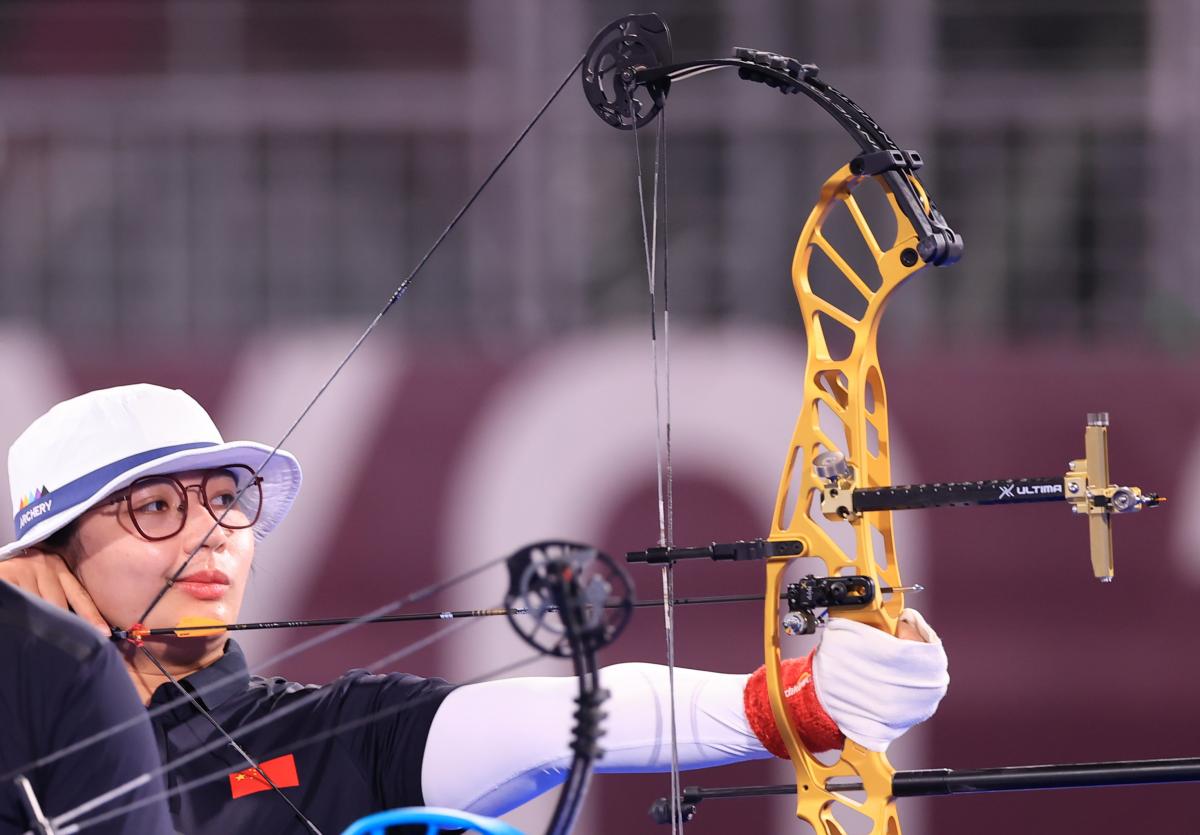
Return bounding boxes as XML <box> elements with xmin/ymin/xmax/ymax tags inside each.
<box><xmin>114</xmin><ymin>585</ymin><xmax>922</xmax><ymax>640</ymax></box>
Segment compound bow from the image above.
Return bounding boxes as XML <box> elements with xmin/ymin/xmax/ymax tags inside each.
<box><xmin>13</xmin><ymin>11</ymin><xmax>1172</xmax><ymax>835</ymax></box>
<box><xmin>587</xmin><ymin>11</ymin><xmax>1162</xmax><ymax>835</ymax></box>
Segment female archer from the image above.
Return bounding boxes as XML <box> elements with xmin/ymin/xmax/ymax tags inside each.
<box><xmin>0</xmin><ymin>383</ymin><xmax>949</xmax><ymax>834</ymax></box>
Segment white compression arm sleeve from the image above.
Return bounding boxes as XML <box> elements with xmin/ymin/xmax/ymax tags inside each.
<box><xmin>420</xmin><ymin>662</ymin><xmax>770</xmax><ymax>816</ymax></box>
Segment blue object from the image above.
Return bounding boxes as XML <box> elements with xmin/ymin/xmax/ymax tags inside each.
<box><xmin>339</xmin><ymin>806</ymin><xmax>526</xmax><ymax>835</ymax></box>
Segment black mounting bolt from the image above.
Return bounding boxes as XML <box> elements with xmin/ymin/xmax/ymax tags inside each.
<box><xmin>900</xmin><ymin>248</ymin><xmax>919</xmax><ymax>267</ymax></box>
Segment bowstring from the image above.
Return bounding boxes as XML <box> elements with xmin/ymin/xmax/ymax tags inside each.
<box><xmin>631</xmin><ymin>90</ymin><xmax>683</xmax><ymax>835</ymax></box>
<box><xmin>135</xmin><ymin>52</ymin><xmax>587</xmax><ymax>630</ymax></box>
<box><xmin>21</xmin><ymin>52</ymin><xmax>589</xmax><ymax>835</ymax></box>
<box><xmin>659</xmin><ymin>106</ymin><xmax>682</xmax><ymax>835</ymax></box>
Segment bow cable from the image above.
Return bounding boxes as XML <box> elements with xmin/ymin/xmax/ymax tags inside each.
<box><xmin>630</xmin><ymin>85</ymin><xmax>684</xmax><ymax>835</ymax></box>
<box><xmin>133</xmin><ymin>52</ymin><xmax>587</xmax><ymax>632</ymax></box>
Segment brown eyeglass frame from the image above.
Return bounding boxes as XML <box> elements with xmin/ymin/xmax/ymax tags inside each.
<box><xmin>98</xmin><ymin>465</ymin><xmax>264</xmax><ymax>542</ymax></box>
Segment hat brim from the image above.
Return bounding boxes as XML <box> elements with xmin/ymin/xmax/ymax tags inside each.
<box><xmin>0</xmin><ymin>442</ymin><xmax>301</xmax><ymax>560</ymax></box>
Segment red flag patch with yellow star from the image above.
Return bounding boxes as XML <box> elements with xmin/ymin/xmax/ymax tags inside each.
<box><xmin>228</xmin><ymin>754</ymin><xmax>300</xmax><ymax>799</ymax></box>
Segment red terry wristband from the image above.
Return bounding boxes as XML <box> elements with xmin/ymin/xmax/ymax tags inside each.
<box><xmin>743</xmin><ymin>650</ymin><xmax>844</xmax><ymax>758</ymax></box>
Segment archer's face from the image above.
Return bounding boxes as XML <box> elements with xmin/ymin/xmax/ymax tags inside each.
<box><xmin>69</xmin><ymin>470</ymin><xmax>256</xmax><ymax>633</ymax></box>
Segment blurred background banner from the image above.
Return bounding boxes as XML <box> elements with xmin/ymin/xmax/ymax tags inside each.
<box><xmin>0</xmin><ymin>1</ymin><xmax>1197</xmax><ymax>833</ymax></box>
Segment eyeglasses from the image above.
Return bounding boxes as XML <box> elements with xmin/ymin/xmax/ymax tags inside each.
<box><xmin>101</xmin><ymin>466</ymin><xmax>263</xmax><ymax>542</ymax></box>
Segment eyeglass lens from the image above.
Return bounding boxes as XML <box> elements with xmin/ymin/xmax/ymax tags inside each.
<box><xmin>125</xmin><ymin>467</ymin><xmax>262</xmax><ymax>541</ymax></box>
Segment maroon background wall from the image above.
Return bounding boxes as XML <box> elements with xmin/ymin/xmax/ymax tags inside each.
<box><xmin>16</xmin><ymin>332</ymin><xmax>1200</xmax><ymax>834</ymax></box>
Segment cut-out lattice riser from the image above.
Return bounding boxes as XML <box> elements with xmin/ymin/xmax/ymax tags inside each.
<box><xmin>764</xmin><ymin>163</ymin><xmax>933</xmax><ymax>835</ymax></box>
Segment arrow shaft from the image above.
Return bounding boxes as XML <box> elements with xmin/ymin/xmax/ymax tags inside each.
<box><xmin>125</xmin><ymin>593</ymin><xmax>774</xmax><ymax>638</ymax></box>
<box><xmin>125</xmin><ymin>583</ymin><xmax>920</xmax><ymax>639</ymax></box>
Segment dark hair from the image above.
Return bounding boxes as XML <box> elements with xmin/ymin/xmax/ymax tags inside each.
<box><xmin>41</xmin><ymin>521</ymin><xmax>78</xmax><ymax>554</ymax></box>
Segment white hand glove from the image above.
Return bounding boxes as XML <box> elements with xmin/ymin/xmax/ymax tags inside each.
<box><xmin>812</xmin><ymin>608</ymin><xmax>949</xmax><ymax>752</ymax></box>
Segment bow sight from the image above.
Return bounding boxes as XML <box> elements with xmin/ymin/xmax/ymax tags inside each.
<box><xmin>627</xmin><ymin>414</ymin><xmax>1162</xmax><ymax>629</ymax></box>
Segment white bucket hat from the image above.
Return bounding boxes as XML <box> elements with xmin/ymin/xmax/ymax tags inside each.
<box><xmin>1</xmin><ymin>383</ymin><xmax>302</xmax><ymax>561</ymax></box>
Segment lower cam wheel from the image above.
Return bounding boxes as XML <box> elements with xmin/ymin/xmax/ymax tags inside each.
<box><xmin>504</xmin><ymin>540</ymin><xmax>634</xmax><ymax>657</ymax></box>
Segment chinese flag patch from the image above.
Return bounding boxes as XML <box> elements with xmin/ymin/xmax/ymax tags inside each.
<box><xmin>229</xmin><ymin>754</ymin><xmax>300</xmax><ymax>799</ymax></box>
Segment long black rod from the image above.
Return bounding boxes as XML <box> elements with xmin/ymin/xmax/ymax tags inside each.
<box><xmin>890</xmin><ymin>758</ymin><xmax>1200</xmax><ymax>796</ymax></box>
<box><xmin>673</xmin><ymin>757</ymin><xmax>1200</xmax><ymax>806</ymax></box>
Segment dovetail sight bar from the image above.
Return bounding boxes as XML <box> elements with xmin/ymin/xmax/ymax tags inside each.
<box><xmin>850</xmin><ymin>475</ymin><xmax>1072</xmax><ymax>512</ymax></box>
<box><xmin>814</xmin><ymin>413</ymin><xmax>1162</xmax><ymax>581</ymax></box>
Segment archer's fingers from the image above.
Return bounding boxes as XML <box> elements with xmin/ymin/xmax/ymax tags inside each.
<box><xmin>35</xmin><ymin>567</ymin><xmax>71</xmax><ymax>612</ymax></box>
<box><xmin>897</xmin><ymin>608</ymin><xmax>940</xmax><ymax>644</ymax></box>
<box><xmin>0</xmin><ymin>552</ymin><xmax>41</xmax><ymax>595</ymax></box>
<box><xmin>57</xmin><ymin>567</ymin><xmax>110</xmax><ymax>635</ymax></box>
<box><xmin>895</xmin><ymin>619</ymin><xmax>922</xmax><ymax>642</ymax></box>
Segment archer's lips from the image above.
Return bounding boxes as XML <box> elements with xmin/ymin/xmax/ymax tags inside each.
<box><xmin>175</xmin><ymin>570</ymin><xmax>231</xmax><ymax>601</ymax></box>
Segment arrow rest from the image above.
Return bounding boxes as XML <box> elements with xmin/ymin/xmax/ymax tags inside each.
<box><xmin>782</xmin><ymin>575</ymin><xmax>877</xmax><ymax>637</ymax></box>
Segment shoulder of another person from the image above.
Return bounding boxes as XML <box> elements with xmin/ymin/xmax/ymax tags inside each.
<box><xmin>0</xmin><ymin>579</ymin><xmax>106</xmax><ymax>664</ymax></box>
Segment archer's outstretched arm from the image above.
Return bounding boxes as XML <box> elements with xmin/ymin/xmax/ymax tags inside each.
<box><xmin>420</xmin><ymin>610</ymin><xmax>949</xmax><ymax>817</ymax></box>
<box><xmin>421</xmin><ymin>662</ymin><xmax>769</xmax><ymax>816</ymax></box>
